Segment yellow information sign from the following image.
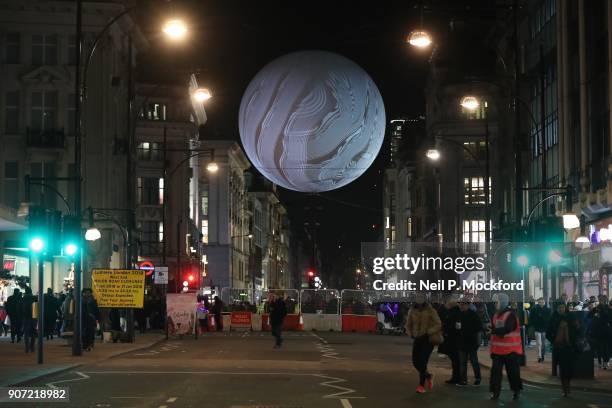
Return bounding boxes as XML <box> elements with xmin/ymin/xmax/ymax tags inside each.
<box><xmin>91</xmin><ymin>269</ymin><xmax>145</xmax><ymax>308</ymax></box>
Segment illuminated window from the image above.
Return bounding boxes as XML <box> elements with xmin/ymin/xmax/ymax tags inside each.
<box><xmin>463</xmin><ymin>220</ymin><xmax>486</xmax><ymax>243</ymax></box>
<box><xmin>201</xmin><ymin>220</ymin><xmax>208</xmax><ymax>244</ymax></box>
<box><xmin>464</xmin><ymin>177</ymin><xmax>491</xmax><ymax>205</ymax></box>
<box><xmin>158</xmin><ymin>222</ymin><xmax>164</xmax><ymax>242</ymax></box>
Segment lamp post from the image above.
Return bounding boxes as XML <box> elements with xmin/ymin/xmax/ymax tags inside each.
<box><xmin>73</xmin><ymin>1</ymin><xmax>188</xmax><ymax>355</ymax></box>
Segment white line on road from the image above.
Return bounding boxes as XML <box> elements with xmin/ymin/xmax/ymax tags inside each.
<box><xmin>340</xmin><ymin>399</ymin><xmax>353</xmax><ymax>408</ymax></box>
<box><xmin>158</xmin><ymin>405</ymin><xmax>167</xmax><ymax>408</ymax></box>
<box><xmin>46</xmin><ymin>371</ymin><xmax>90</xmax><ymax>389</ymax></box>
<box><xmin>166</xmin><ymin>397</ymin><xmax>177</xmax><ymax>402</ymax></box>
<box><xmin>314</xmin><ymin>374</ymin><xmax>365</xmax><ymax>399</ymax></box>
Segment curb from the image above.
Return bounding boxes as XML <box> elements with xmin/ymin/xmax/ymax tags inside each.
<box><xmin>479</xmin><ymin>360</ymin><xmax>612</xmax><ymax>395</ymax></box>
<box><xmin>6</xmin><ymin>335</ymin><xmax>167</xmax><ymax>387</ymax></box>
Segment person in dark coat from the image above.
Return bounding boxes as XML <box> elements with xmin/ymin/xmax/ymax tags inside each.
<box><xmin>212</xmin><ymin>296</ymin><xmax>223</xmax><ymax>331</ymax></box>
<box><xmin>442</xmin><ymin>299</ymin><xmax>462</xmax><ymax>384</ymax></box>
<box><xmin>588</xmin><ymin>296</ymin><xmax>611</xmax><ymax>369</ymax></box>
<box><xmin>43</xmin><ymin>288</ymin><xmax>59</xmax><ymax>340</ymax></box>
<box><xmin>108</xmin><ymin>308</ymin><xmax>122</xmax><ymax>343</ymax></box>
<box><xmin>546</xmin><ymin>302</ymin><xmax>580</xmax><ymax>397</ymax></box>
<box><xmin>268</xmin><ymin>294</ymin><xmax>287</xmax><ymax>348</ymax></box>
<box><xmin>530</xmin><ymin>297</ymin><xmax>551</xmax><ymax>363</ymax></box>
<box><xmin>21</xmin><ymin>287</ymin><xmax>37</xmax><ymax>353</ymax></box>
<box><xmin>81</xmin><ymin>289</ymin><xmax>100</xmax><ymax>351</ymax></box>
<box><xmin>6</xmin><ymin>288</ymin><xmax>23</xmax><ymax>343</ymax></box>
<box><xmin>457</xmin><ymin>300</ymin><xmax>483</xmax><ymax>386</ymax></box>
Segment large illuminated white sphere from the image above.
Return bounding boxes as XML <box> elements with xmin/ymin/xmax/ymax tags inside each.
<box><xmin>239</xmin><ymin>51</ymin><xmax>386</xmax><ymax>192</ymax></box>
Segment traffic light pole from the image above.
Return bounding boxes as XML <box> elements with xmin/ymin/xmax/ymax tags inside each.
<box><xmin>37</xmin><ymin>256</ymin><xmax>44</xmax><ymax>364</ymax></box>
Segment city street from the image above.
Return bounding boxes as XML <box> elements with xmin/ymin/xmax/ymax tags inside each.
<box><xmin>5</xmin><ymin>332</ymin><xmax>611</xmax><ymax>408</ymax></box>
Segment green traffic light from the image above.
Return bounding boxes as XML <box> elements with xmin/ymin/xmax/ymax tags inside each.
<box><xmin>516</xmin><ymin>255</ymin><xmax>529</xmax><ymax>267</ymax></box>
<box><xmin>64</xmin><ymin>243</ymin><xmax>78</xmax><ymax>256</ymax></box>
<box><xmin>29</xmin><ymin>237</ymin><xmax>45</xmax><ymax>253</ymax></box>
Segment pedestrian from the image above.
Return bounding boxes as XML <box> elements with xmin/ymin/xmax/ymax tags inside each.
<box><xmin>0</xmin><ymin>305</ymin><xmax>9</xmax><ymax>336</ymax></box>
<box><xmin>489</xmin><ymin>293</ymin><xmax>523</xmax><ymax>401</ymax></box>
<box><xmin>61</xmin><ymin>289</ymin><xmax>74</xmax><ymax>334</ymax></box>
<box><xmin>269</xmin><ymin>294</ymin><xmax>287</xmax><ymax>348</ymax></box>
<box><xmin>81</xmin><ymin>288</ymin><xmax>100</xmax><ymax>351</ymax></box>
<box><xmin>457</xmin><ymin>299</ymin><xmax>482</xmax><ymax>386</ymax></box>
<box><xmin>442</xmin><ymin>298</ymin><xmax>462</xmax><ymax>384</ymax></box>
<box><xmin>43</xmin><ymin>288</ymin><xmax>58</xmax><ymax>340</ymax></box>
<box><xmin>530</xmin><ymin>297</ymin><xmax>551</xmax><ymax>363</ymax></box>
<box><xmin>546</xmin><ymin>302</ymin><xmax>580</xmax><ymax>397</ymax></box>
<box><xmin>196</xmin><ymin>295</ymin><xmax>209</xmax><ymax>334</ymax></box>
<box><xmin>108</xmin><ymin>308</ymin><xmax>122</xmax><ymax>343</ymax></box>
<box><xmin>212</xmin><ymin>296</ymin><xmax>223</xmax><ymax>331</ymax></box>
<box><xmin>476</xmin><ymin>302</ymin><xmax>490</xmax><ymax>346</ymax></box>
<box><xmin>587</xmin><ymin>295</ymin><xmax>611</xmax><ymax>369</ymax></box>
<box><xmin>6</xmin><ymin>288</ymin><xmax>23</xmax><ymax>343</ymax></box>
<box><xmin>405</xmin><ymin>293</ymin><xmax>442</xmax><ymax>394</ymax></box>
<box><xmin>21</xmin><ymin>287</ymin><xmax>37</xmax><ymax>354</ymax></box>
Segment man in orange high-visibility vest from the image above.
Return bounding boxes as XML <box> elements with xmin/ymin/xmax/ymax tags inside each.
<box><xmin>489</xmin><ymin>293</ymin><xmax>523</xmax><ymax>401</ymax></box>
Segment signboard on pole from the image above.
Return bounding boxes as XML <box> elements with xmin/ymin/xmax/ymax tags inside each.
<box><xmin>91</xmin><ymin>269</ymin><xmax>145</xmax><ymax>308</ymax></box>
<box><xmin>166</xmin><ymin>293</ymin><xmax>197</xmax><ymax>335</ymax></box>
<box><xmin>154</xmin><ymin>266</ymin><xmax>169</xmax><ymax>284</ymax></box>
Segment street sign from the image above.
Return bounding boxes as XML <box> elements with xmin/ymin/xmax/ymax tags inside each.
<box><xmin>139</xmin><ymin>260</ymin><xmax>155</xmax><ymax>276</ymax></box>
<box><xmin>154</xmin><ymin>266</ymin><xmax>169</xmax><ymax>284</ymax></box>
<box><xmin>92</xmin><ymin>269</ymin><xmax>145</xmax><ymax>308</ymax></box>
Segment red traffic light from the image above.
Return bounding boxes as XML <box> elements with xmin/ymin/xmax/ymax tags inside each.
<box><xmin>187</xmin><ymin>274</ymin><xmax>195</xmax><ymax>282</ymax></box>
<box><xmin>308</xmin><ymin>270</ymin><xmax>315</xmax><ymax>277</ymax></box>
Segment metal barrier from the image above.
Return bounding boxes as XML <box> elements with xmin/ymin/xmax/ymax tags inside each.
<box><xmin>340</xmin><ymin>289</ymin><xmax>379</xmax><ymax>315</ymax></box>
<box><xmin>257</xmin><ymin>289</ymin><xmax>301</xmax><ymax>331</ymax></box>
<box><xmin>219</xmin><ymin>288</ymin><xmax>256</xmax><ymax>312</ymax></box>
<box><xmin>300</xmin><ymin>289</ymin><xmax>340</xmax><ymax>314</ymax></box>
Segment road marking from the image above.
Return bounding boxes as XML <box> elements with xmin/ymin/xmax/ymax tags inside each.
<box><xmin>167</xmin><ymin>397</ymin><xmax>177</xmax><ymax>402</ymax></box>
<box><xmin>46</xmin><ymin>371</ymin><xmax>90</xmax><ymax>389</ymax></box>
<box><xmin>340</xmin><ymin>399</ymin><xmax>353</xmax><ymax>408</ymax></box>
<box><xmin>314</xmin><ymin>374</ymin><xmax>365</xmax><ymax>399</ymax></box>
<box><xmin>158</xmin><ymin>405</ymin><xmax>168</xmax><ymax>408</ymax></box>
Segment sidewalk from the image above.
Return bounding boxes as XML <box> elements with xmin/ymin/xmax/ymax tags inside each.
<box><xmin>0</xmin><ymin>332</ymin><xmax>166</xmax><ymax>387</ymax></box>
<box><xmin>476</xmin><ymin>343</ymin><xmax>612</xmax><ymax>393</ymax></box>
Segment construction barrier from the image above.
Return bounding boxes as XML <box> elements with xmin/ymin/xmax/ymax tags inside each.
<box><xmin>230</xmin><ymin>311</ymin><xmax>252</xmax><ymax>331</ymax></box>
<box><xmin>341</xmin><ymin>314</ymin><xmax>377</xmax><ymax>333</ymax></box>
<box><xmin>260</xmin><ymin>313</ymin><xmax>302</xmax><ymax>331</ymax></box>
<box><xmin>301</xmin><ymin>313</ymin><xmax>341</xmax><ymax>331</ymax></box>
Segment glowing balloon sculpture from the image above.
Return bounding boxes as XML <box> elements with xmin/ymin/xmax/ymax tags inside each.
<box><xmin>239</xmin><ymin>51</ymin><xmax>386</xmax><ymax>192</ymax></box>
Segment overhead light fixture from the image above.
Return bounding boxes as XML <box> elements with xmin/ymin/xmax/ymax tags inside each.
<box><xmin>206</xmin><ymin>162</ymin><xmax>219</xmax><ymax>173</ymax></box>
<box><xmin>575</xmin><ymin>235</ymin><xmax>590</xmax><ymax>249</ymax></box>
<box><xmin>192</xmin><ymin>88</ymin><xmax>212</xmax><ymax>102</ymax></box>
<box><xmin>85</xmin><ymin>227</ymin><xmax>101</xmax><ymax>241</ymax></box>
<box><xmin>407</xmin><ymin>30</ymin><xmax>433</xmax><ymax>48</ymax></box>
<box><xmin>163</xmin><ymin>19</ymin><xmax>188</xmax><ymax>40</ymax></box>
<box><xmin>460</xmin><ymin>96</ymin><xmax>480</xmax><ymax>111</ymax></box>
<box><xmin>425</xmin><ymin>149</ymin><xmax>440</xmax><ymax>161</ymax></box>
<box><xmin>562</xmin><ymin>213</ymin><xmax>580</xmax><ymax>230</ymax></box>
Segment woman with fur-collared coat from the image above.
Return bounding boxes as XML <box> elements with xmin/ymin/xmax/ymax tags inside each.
<box><xmin>406</xmin><ymin>294</ymin><xmax>443</xmax><ymax>394</ymax></box>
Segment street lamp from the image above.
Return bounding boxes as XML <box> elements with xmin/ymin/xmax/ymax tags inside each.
<box><xmin>192</xmin><ymin>88</ymin><xmax>212</xmax><ymax>102</ymax></box>
<box><xmin>206</xmin><ymin>162</ymin><xmax>219</xmax><ymax>173</ymax></box>
<box><xmin>460</xmin><ymin>96</ymin><xmax>480</xmax><ymax>111</ymax></box>
<box><xmin>85</xmin><ymin>227</ymin><xmax>101</xmax><ymax>242</ymax></box>
<box><xmin>406</xmin><ymin>30</ymin><xmax>433</xmax><ymax>48</ymax></box>
<box><xmin>425</xmin><ymin>148</ymin><xmax>441</xmax><ymax>161</ymax></box>
<box><xmin>562</xmin><ymin>213</ymin><xmax>580</xmax><ymax>230</ymax></box>
<box><xmin>162</xmin><ymin>19</ymin><xmax>188</xmax><ymax>40</ymax></box>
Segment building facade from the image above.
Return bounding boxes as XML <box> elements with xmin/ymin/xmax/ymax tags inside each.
<box><xmin>0</xmin><ymin>0</ymin><xmax>146</xmax><ymax>300</ymax></box>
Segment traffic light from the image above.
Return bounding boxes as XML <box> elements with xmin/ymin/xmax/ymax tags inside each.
<box><xmin>62</xmin><ymin>216</ymin><xmax>81</xmax><ymax>257</ymax></box>
<box><xmin>182</xmin><ymin>270</ymin><xmax>199</xmax><ymax>292</ymax></box>
<box><xmin>307</xmin><ymin>270</ymin><xmax>316</xmax><ymax>288</ymax></box>
<box><xmin>28</xmin><ymin>207</ymin><xmax>47</xmax><ymax>254</ymax></box>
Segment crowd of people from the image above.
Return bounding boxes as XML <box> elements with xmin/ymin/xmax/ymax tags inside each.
<box><xmin>406</xmin><ymin>293</ymin><xmax>608</xmax><ymax>400</ymax></box>
<box><xmin>0</xmin><ymin>286</ymin><xmax>102</xmax><ymax>352</ymax></box>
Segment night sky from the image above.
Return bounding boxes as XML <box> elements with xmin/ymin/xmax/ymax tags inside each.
<box><xmin>138</xmin><ymin>0</ymin><xmax>435</xmax><ymax>283</ymax></box>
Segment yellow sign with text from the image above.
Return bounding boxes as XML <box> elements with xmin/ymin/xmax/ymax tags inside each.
<box><xmin>92</xmin><ymin>269</ymin><xmax>145</xmax><ymax>308</ymax></box>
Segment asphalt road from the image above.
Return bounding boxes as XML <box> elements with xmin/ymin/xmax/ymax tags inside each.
<box><xmin>5</xmin><ymin>331</ymin><xmax>611</xmax><ymax>408</ymax></box>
